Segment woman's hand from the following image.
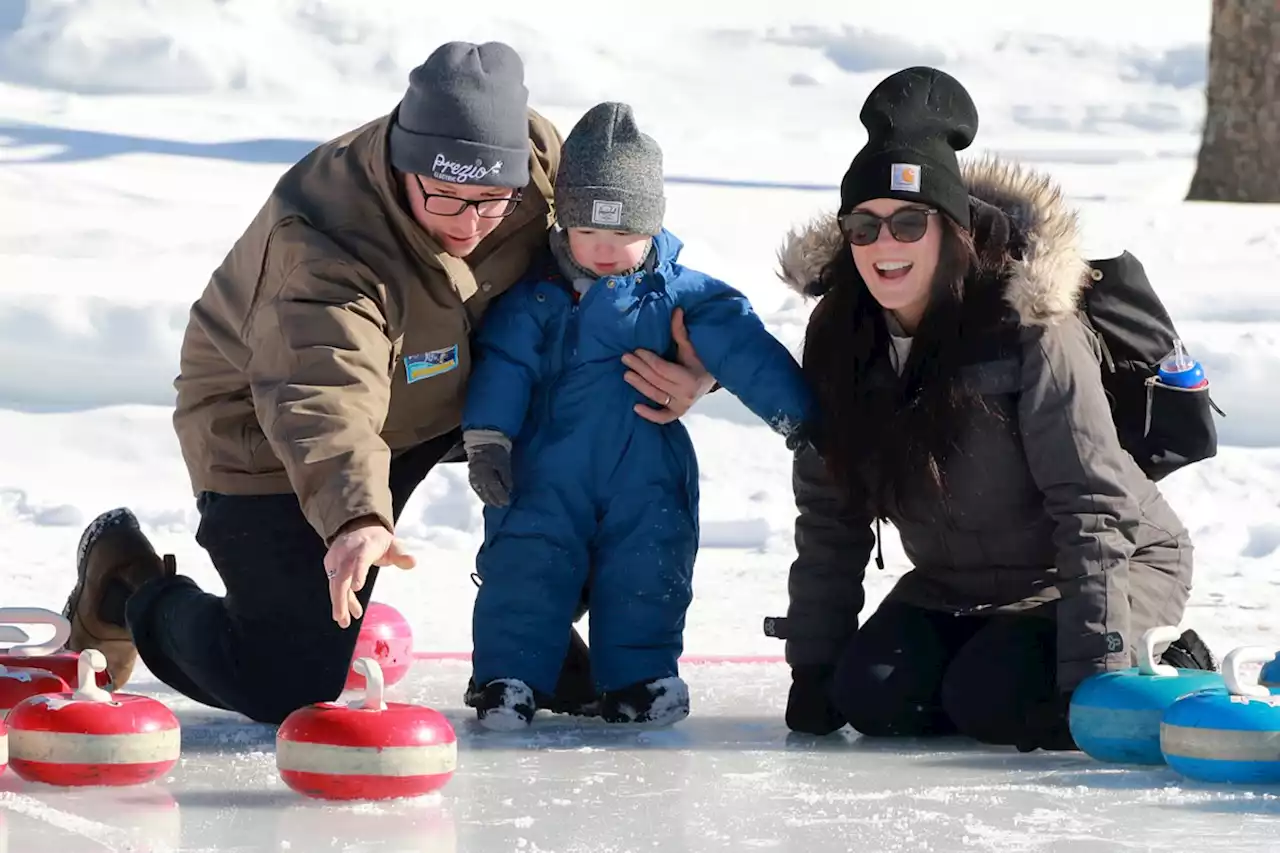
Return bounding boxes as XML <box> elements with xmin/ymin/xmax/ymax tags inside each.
<box><xmin>622</xmin><ymin>307</ymin><xmax>717</xmax><ymax>424</ymax></box>
<box><xmin>786</xmin><ymin>664</ymin><xmax>846</xmax><ymax>735</ymax></box>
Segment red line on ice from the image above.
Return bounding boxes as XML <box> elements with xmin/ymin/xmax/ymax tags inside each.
<box><xmin>411</xmin><ymin>651</ymin><xmax>786</xmax><ymax>664</ymax></box>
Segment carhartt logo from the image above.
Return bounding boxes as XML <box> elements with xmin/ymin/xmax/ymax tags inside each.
<box><xmin>591</xmin><ymin>199</ymin><xmax>623</xmax><ymax>226</ymax></box>
<box><xmin>432</xmin><ymin>154</ymin><xmax>503</xmax><ymax>185</ymax></box>
<box><xmin>890</xmin><ymin>163</ymin><xmax>921</xmax><ymax>192</ymax></box>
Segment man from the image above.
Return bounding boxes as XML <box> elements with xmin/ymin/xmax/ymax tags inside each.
<box><xmin>60</xmin><ymin>41</ymin><xmax>713</xmax><ymax>724</ymax></box>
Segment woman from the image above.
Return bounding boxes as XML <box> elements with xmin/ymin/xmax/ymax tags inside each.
<box><xmin>771</xmin><ymin>66</ymin><xmax>1213</xmax><ymax>750</ymax></box>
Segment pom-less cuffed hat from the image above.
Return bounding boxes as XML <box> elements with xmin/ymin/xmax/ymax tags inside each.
<box><xmin>389</xmin><ymin>41</ymin><xmax>530</xmax><ymax>188</ymax></box>
<box><xmin>839</xmin><ymin>66</ymin><xmax>979</xmax><ymax>229</ymax></box>
<box><xmin>555</xmin><ymin>102</ymin><xmax>665</xmax><ymax>236</ymax></box>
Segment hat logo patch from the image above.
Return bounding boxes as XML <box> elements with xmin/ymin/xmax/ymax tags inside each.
<box><xmin>890</xmin><ymin>163</ymin><xmax>921</xmax><ymax>193</ymax></box>
<box><xmin>591</xmin><ymin>199</ymin><xmax>623</xmax><ymax>227</ymax></box>
<box><xmin>432</xmin><ymin>154</ymin><xmax>503</xmax><ymax>184</ymax></box>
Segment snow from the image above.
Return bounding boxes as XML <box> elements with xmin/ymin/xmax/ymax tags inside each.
<box><xmin>1</xmin><ymin>0</ymin><xmax>1279</xmax><ymax>849</ymax></box>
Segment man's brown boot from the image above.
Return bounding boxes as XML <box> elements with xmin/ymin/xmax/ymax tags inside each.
<box><xmin>63</xmin><ymin>508</ymin><xmax>175</xmax><ymax>689</ymax></box>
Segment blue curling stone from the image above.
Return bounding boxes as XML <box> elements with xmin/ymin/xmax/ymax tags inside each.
<box><xmin>1161</xmin><ymin>646</ymin><xmax>1280</xmax><ymax>784</ymax></box>
<box><xmin>1068</xmin><ymin>627</ymin><xmax>1222</xmax><ymax>765</ymax></box>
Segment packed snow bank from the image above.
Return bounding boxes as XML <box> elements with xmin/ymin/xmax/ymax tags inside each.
<box><xmin>0</xmin><ymin>1</ymin><xmax>1210</xmax><ymax>155</ymax></box>
<box><xmin>0</xmin><ymin>1</ymin><xmax>1210</xmax><ymax>95</ymax></box>
<box><xmin>0</xmin><ymin>293</ymin><xmax>186</xmax><ymax>408</ymax></box>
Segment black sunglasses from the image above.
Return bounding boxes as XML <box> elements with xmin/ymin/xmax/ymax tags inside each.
<box><xmin>839</xmin><ymin>207</ymin><xmax>937</xmax><ymax>246</ymax></box>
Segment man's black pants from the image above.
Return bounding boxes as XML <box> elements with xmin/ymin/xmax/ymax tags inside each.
<box><xmin>829</xmin><ymin>601</ymin><xmax>1057</xmax><ymax>745</ymax></box>
<box><xmin>125</xmin><ymin>432</ymin><xmax>460</xmax><ymax>724</ymax></box>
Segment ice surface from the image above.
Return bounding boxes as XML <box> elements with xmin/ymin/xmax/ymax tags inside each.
<box><xmin>1</xmin><ymin>661</ymin><xmax>1276</xmax><ymax>853</ymax></box>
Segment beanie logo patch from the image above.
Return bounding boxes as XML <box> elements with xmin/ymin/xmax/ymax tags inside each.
<box><xmin>890</xmin><ymin>163</ymin><xmax>921</xmax><ymax>193</ymax></box>
<box><xmin>432</xmin><ymin>153</ymin><xmax>503</xmax><ymax>185</ymax></box>
<box><xmin>591</xmin><ymin>199</ymin><xmax>623</xmax><ymax>227</ymax></box>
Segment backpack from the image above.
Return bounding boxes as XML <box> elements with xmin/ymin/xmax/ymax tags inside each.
<box><xmin>1075</xmin><ymin>251</ymin><xmax>1224</xmax><ymax>482</ymax></box>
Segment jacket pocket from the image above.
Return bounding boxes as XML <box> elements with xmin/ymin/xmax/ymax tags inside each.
<box><xmin>1141</xmin><ymin>378</ymin><xmax>1220</xmax><ymax>478</ymax></box>
<box><xmin>239</xmin><ymin>421</ymin><xmax>278</xmax><ymax>473</ymax></box>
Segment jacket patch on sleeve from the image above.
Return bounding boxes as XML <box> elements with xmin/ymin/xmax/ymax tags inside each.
<box><xmin>405</xmin><ymin>345</ymin><xmax>459</xmax><ymax>383</ymax></box>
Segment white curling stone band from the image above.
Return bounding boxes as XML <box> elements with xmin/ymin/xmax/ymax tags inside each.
<box><xmin>1161</xmin><ymin>724</ymin><xmax>1280</xmax><ymax>762</ymax></box>
<box><xmin>276</xmin><ymin>739</ymin><xmax>457</xmax><ymax>777</ymax></box>
<box><xmin>10</xmin><ymin>728</ymin><xmax>180</xmax><ymax>765</ymax></box>
<box><xmin>0</xmin><ymin>734</ymin><xmax>7</xmax><ymax>766</ymax></box>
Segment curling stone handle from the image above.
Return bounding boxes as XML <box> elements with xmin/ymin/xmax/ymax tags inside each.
<box><xmin>1223</xmin><ymin>646</ymin><xmax>1273</xmax><ymax>700</ymax></box>
<box><xmin>0</xmin><ymin>625</ymin><xmax>29</xmax><ymax>645</ymax></box>
<box><xmin>1137</xmin><ymin>625</ymin><xmax>1182</xmax><ymax>677</ymax></box>
<box><xmin>72</xmin><ymin>649</ymin><xmax>113</xmax><ymax>702</ymax></box>
<box><xmin>348</xmin><ymin>657</ymin><xmax>387</xmax><ymax>711</ymax></box>
<box><xmin>0</xmin><ymin>607</ymin><xmax>72</xmax><ymax>657</ymax></box>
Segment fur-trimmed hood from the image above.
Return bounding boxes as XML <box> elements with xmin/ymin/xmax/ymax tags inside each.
<box><xmin>775</xmin><ymin>157</ymin><xmax>1089</xmax><ymax>327</ymax></box>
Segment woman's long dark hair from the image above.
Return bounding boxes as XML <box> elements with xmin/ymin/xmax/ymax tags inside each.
<box><xmin>803</xmin><ymin>215</ymin><xmax>997</xmax><ymax>518</ymax></box>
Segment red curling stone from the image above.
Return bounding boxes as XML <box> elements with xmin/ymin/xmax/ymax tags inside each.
<box><xmin>0</xmin><ymin>607</ymin><xmax>109</xmax><ymax>689</ymax></box>
<box><xmin>0</xmin><ymin>652</ymin><xmax>111</xmax><ymax>690</ymax></box>
<box><xmin>1</xmin><ymin>662</ymin><xmax>70</xmax><ymax>719</ymax></box>
<box><xmin>7</xmin><ymin>649</ymin><xmax>180</xmax><ymax>787</ymax></box>
<box><xmin>278</xmin><ymin>657</ymin><xmax>456</xmax><ymax>801</ymax></box>
<box><xmin>345</xmin><ymin>602</ymin><xmax>414</xmax><ymax>691</ymax></box>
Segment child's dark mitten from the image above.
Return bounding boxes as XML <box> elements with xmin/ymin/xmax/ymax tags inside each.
<box><xmin>467</xmin><ymin>444</ymin><xmax>514</xmax><ymax>507</ymax></box>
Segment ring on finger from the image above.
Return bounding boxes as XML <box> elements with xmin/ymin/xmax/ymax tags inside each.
<box><xmin>664</xmin><ymin>393</ymin><xmax>672</xmax><ymax>407</ymax></box>
<box><xmin>325</xmin><ymin>566</ymin><xmax>338</xmax><ymax>580</ymax></box>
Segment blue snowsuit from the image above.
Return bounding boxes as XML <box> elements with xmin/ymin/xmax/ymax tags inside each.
<box><xmin>463</xmin><ymin>229</ymin><xmax>813</xmax><ymax>696</ymax></box>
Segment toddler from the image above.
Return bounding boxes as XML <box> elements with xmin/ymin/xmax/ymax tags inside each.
<box><xmin>462</xmin><ymin>102</ymin><xmax>813</xmax><ymax>730</ymax></box>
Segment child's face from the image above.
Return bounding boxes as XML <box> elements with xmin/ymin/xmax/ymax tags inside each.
<box><xmin>566</xmin><ymin>228</ymin><xmax>650</xmax><ymax>276</ymax></box>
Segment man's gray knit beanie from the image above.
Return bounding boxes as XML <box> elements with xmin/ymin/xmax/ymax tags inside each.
<box><xmin>389</xmin><ymin>41</ymin><xmax>530</xmax><ymax>188</ymax></box>
<box><xmin>555</xmin><ymin>102</ymin><xmax>665</xmax><ymax>235</ymax></box>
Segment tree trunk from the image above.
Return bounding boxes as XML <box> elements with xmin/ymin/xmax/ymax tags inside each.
<box><xmin>1186</xmin><ymin>0</ymin><xmax>1280</xmax><ymax>202</ymax></box>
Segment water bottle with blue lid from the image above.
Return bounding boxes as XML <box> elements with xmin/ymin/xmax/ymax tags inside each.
<box><xmin>1156</xmin><ymin>339</ymin><xmax>1207</xmax><ymax>390</ymax></box>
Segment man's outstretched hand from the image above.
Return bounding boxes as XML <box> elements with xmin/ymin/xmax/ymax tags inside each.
<box><xmin>324</xmin><ymin>519</ymin><xmax>416</xmax><ymax>628</ymax></box>
<box><xmin>622</xmin><ymin>307</ymin><xmax>716</xmax><ymax>424</ymax></box>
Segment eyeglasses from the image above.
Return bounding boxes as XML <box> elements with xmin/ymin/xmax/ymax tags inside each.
<box><xmin>839</xmin><ymin>207</ymin><xmax>936</xmax><ymax>246</ymax></box>
<box><xmin>414</xmin><ymin>174</ymin><xmax>522</xmax><ymax>218</ymax></box>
